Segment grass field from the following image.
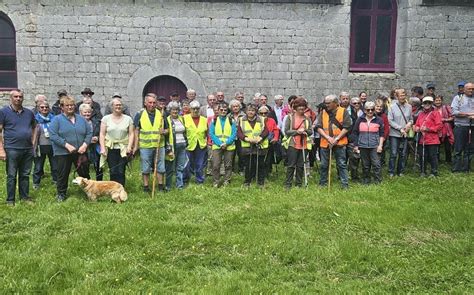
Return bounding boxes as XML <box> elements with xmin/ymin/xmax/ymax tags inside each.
<box><xmin>0</xmin><ymin>158</ymin><xmax>473</xmax><ymax>293</ymax></box>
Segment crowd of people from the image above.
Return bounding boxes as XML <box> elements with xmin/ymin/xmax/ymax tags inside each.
<box><xmin>0</xmin><ymin>82</ymin><xmax>473</xmax><ymax>205</ymax></box>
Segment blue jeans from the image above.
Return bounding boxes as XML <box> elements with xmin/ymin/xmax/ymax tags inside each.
<box><xmin>388</xmin><ymin>136</ymin><xmax>408</xmax><ymax>175</ymax></box>
<box><xmin>186</xmin><ymin>146</ymin><xmax>207</xmax><ymax>184</ymax></box>
<box><xmin>33</xmin><ymin>145</ymin><xmax>57</xmax><ymax>185</ymax></box>
<box><xmin>140</xmin><ymin>147</ymin><xmax>165</xmax><ymax>174</ymax></box>
<box><xmin>166</xmin><ymin>143</ymin><xmax>188</xmax><ymax>189</ymax></box>
<box><xmin>319</xmin><ymin>146</ymin><xmax>349</xmax><ymax>188</ymax></box>
<box><xmin>5</xmin><ymin>148</ymin><xmax>33</xmax><ymax>202</ymax></box>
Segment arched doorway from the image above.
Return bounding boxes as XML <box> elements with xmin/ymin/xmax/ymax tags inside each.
<box><xmin>0</xmin><ymin>12</ymin><xmax>17</xmax><ymax>90</ymax></box>
<box><xmin>142</xmin><ymin>75</ymin><xmax>188</xmax><ymax>103</ymax></box>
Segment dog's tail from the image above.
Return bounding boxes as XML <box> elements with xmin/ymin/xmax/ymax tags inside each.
<box><xmin>119</xmin><ymin>189</ymin><xmax>128</xmax><ymax>202</ymax></box>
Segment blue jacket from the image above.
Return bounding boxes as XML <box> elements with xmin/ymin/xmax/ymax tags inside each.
<box><xmin>209</xmin><ymin>116</ymin><xmax>237</xmax><ymax>146</ymax></box>
<box><xmin>351</xmin><ymin>114</ymin><xmax>385</xmax><ymax>149</ymax></box>
<box><xmin>49</xmin><ymin>113</ymin><xmax>92</xmax><ymax>156</ymax></box>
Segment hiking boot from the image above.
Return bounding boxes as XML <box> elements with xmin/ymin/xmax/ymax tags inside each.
<box><xmin>21</xmin><ymin>197</ymin><xmax>35</xmax><ymax>204</ymax></box>
<box><xmin>143</xmin><ymin>186</ymin><xmax>150</xmax><ymax>193</ymax></box>
<box><xmin>56</xmin><ymin>194</ymin><xmax>66</xmax><ymax>202</ymax></box>
<box><xmin>33</xmin><ymin>184</ymin><xmax>40</xmax><ymax>190</ymax></box>
<box><xmin>6</xmin><ymin>201</ymin><xmax>15</xmax><ymax>207</ymax></box>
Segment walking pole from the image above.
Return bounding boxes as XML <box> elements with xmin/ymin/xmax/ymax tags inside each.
<box><xmin>273</xmin><ymin>147</ymin><xmax>278</xmax><ymax>174</ymax></box>
<box><xmin>421</xmin><ymin>133</ymin><xmax>426</xmax><ymax>175</ymax></box>
<box><xmin>255</xmin><ymin>143</ymin><xmax>260</xmax><ymax>184</ymax></box>
<box><xmin>328</xmin><ymin>145</ymin><xmax>333</xmax><ymax>193</ymax></box>
<box><xmin>413</xmin><ymin>132</ymin><xmax>419</xmax><ymax>172</ymax></box>
<box><xmin>151</xmin><ymin>139</ymin><xmax>160</xmax><ymax>198</ymax></box>
<box><xmin>301</xmin><ymin>134</ymin><xmax>308</xmax><ymax>187</ymax></box>
<box><xmin>152</xmin><ymin>112</ymin><xmax>164</xmax><ymax>198</ymax></box>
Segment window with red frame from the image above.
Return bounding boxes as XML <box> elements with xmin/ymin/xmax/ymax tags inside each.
<box><xmin>0</xmin><ymin>13</ymin><xmax>17</xmax><ymax>90</ymax></box>
<box><xmin>349</xmin><ymin>0</ymin><xmax>397</xmax><ymax>72</ymax></box>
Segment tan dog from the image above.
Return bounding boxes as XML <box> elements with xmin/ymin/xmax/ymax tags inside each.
<box><xmin>72</xmin><ymin>177</ymin><xmax>128</xmax><ymax>203</ymax></box>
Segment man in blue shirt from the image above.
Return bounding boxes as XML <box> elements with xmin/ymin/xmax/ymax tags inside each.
<box><xmin>0</xmin><ymin>89</ymin><xmax>36</xmax><ymax>206</ymax></box>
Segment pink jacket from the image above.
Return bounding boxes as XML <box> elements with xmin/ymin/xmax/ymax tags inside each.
<box><xmin>415</xmin><ymin>108</ymin><xmax>442</xmax><ymax>145</ymax></box>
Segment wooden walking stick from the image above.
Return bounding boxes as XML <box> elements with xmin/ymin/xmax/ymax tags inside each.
<box><xmin>152</xmin><ymin>111</ymin><xmax>165</xmax><ymax>198</ymax></box>
<box><xmin>328</xmin><ymin>146</ymin><xmax>333</xmax><ymax>193</ymax></box>
<box><xmin>151</xmin><ymin>133</ymin><xmax>161</xmax><ymax>199</ymax></box>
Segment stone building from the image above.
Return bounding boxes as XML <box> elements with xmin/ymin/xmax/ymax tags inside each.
<box><xmin>0</xmin><ymin>0</ymin><xmax>473</xmax><ymax>113</ymax></box>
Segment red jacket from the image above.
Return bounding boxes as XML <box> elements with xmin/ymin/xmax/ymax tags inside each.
<box><xmin>378</xmin><ymin>112</ymin><xmax>390</xmax><ymax>139</ymax></box>
<box><xmin>415</xmin><ymin>108</ymin><xmax>442</xmax><ymax>145</ymax></box>
<box><xmin>265</xmin><ymin>117</ymin><xmax>280</xmax><ymax>142</ymax></box>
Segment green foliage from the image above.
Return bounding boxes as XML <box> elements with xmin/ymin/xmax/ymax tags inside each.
<box><xmin>0</xmin><ymin>160</ymin><xmax>473</xmax><ymax>293</ymax></box>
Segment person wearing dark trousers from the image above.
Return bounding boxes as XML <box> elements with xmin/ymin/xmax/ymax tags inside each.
<box><xmin>433</xmin><ymin>95</ymin><xmax>454</xmax><ymax>163</ymax></box>
<box><xmin>414</xmin><ymin>96</ymin><xmax>442</xmax><ymax>176</ymax></box>
<box><xmin>99</xmin><ymin>98</ymin><xmax>134</xmax><ymax>186</ymax></box>
<box><xmin>79</xmin><ymin>103</ymin><xmax>102</xmax><ymax>181</ymax></box>
<box><xmin>284</xmin><ymin>98</ymin><xmax>312</xmax><ymax>189</ymax></box>
<box><xmin>0</xmin><ymin>89</ymin><xmax>37</xmax><ymax>206</ymax></box>
<box><xmin>238</xmin><ymin>104</ymin><xmax>269</xmax><ymax>187</ymax></box>
<box><xmin>50</xmin><ymin>95</ymin><xmax>92</xmax><ymax>202</ymax></box>
<box><xmin>259</xmin><ymin>105</ymin><xmax>280</xmax><ymax>178</ymax></box>
<box><xmin>33</xmin><ymin>100</ymin><xmax>57</xmax><ymax>189</ymax></box>
<box><xmin>351</xmin><ymin>102</ymin><xmax>385</xmax><ymax>184</ymax></box>
<box><xmin>183</xmin><ymin>101</ymin><xmax>208</xmax><ymax>185</ymax></box>
<box><xmin>450</xmin><ymin>82</ymin><xmax>474</xmax><ymax>172</ymax></box>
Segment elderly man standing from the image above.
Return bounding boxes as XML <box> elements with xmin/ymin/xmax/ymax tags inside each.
<box><xmin>216</xmin><ymin>91</ymin><xmax>225</xmax><ymax>103</ymax></box>
<box><xmin>186</xmin><ymin>89</ymin><xmax>197</xmax><ymax>102</ymax></box>
<box><xmin>133</xmin><ymin>93</ymin><xmax>167</xmax><ymax>192</ymax></box>
<box><xmin>235</xmin><ymin>91</ymin><xmax>246</xmax><ymax>112</ymax></box>
<box><xmin>451</xmin><ymin>82</ymin><xmax>474</xmax><ymax>172</ymax></box>
<box><xmin>199</xmin><ymin>94</ymin><xmax>217</xmax><ymax>119</ymax></box>
<box><xmin>273</xmin><ymin>95</ymin><xmax>285</xmax><ymax>130</ymax></box>
<box><xmin>78</xmin><ymin>87</ymin><xmax>101</xmax><ymax>115</ymax></box>
<box><xmin>0</xmin><ymin>89</ymin><xmax>36</xmax><ymax>205</ymax></box>
<box><xmin>388</xmin><ymin>88</ymin><xmax>413</xmax><ymax>177</ymax></box>
<box><xmin>339</xmin><ymin>91</ymin><xmax>350</xmax><ymax>109</ymax></box>
<box><xmin>316</xmin><ymin>94</ymin><xmax>351</xmax><ymax>189</ymax></box>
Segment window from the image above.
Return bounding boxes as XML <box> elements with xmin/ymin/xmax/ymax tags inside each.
<box><xmin>0</xmin><ymin>12</ymin><xmax>17</xmax><ymax>90</ymax></box>
<box><xmin>349</xmin><ymin>0</ymin><xmax>397</xmax><ymax>72</ymax></box>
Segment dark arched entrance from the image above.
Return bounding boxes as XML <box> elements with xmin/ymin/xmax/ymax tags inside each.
<box><xmin>0</xmin><ymin>12</ymin><xmax>17</xmax><ymax>90</ymax></box>
<box><xmin>142</xmin><ymin>75</ymin><xmax>187</xmax><ymax>103</ymax></box>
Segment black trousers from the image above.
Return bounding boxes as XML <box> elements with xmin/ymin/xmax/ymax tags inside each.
<box><xmin>107</xmin><ymin>149</ymin><xmax>127</xmax><ymax>186</ymax></box>
<box><xmin>285</xmin><ymin>146</ymin><xmax>305</xmax><ymax>187</ymax></box>
<box><xmin>55</xmin><ymin>153</ymin><xmax>90</xmax><ymax>196</ymax></box>
<box><xmin>243</xmin><ymin>154</ymin><xmax>265</xmax><ymax>185</ymax></box>
<box><xmin>418</xmin><ymin>144</ymin><xmax>439</xmax><ymax>175</ymax></box>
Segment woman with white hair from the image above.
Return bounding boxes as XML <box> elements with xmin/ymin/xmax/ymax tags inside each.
<box><xmin>99</xmin><ymin>98</ymin><xmax>134</xmax><ymax>186</ymax></box>
<box><xmin>351</xmin><ymin>101</ymin><xmax>385</xmax><ymax>184</ymax></box>
<box><xmin>229</xmin><ymin>99</ymin><xmax>245</xmax><ymax>173</ymax></box>
<box><xmin>164</xmin><ymin>101</ymin><xmax>188</xmax><ymax>190</ymax></box>
<box><xmin>259</xmin><ymin>105</ymin><xmax>280</xmax><ymax>178</ymax></box>
<box><xmin>183</xmin><ymin>100</ymin><xmax>208</xmax><ymax>184</ymax></box>
<box><xmin>80</xmin><ymin>103</ymin><xmax>102</xmax><ymax>180</ymax></box>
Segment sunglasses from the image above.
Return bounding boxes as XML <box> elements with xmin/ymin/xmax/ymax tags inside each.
<box><xmin>366</xmin><ymin>109</ymin><xmax>375</xmax><ymax>112</ymax></box>
<box><xmin>259</xmin><ymin>112</ymin><xmax>268</xmax><ymax>115</ymax></box>
<box><xmin>39</xmin><ymin>106</ymin><xmax>49</xmax><ymax>109</ymax></box>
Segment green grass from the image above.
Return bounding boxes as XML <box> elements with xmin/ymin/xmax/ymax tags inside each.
<box><xmin>0</xmin><ymin>159</ymin><xmax>473</xmax><ymax>293</ymax></box>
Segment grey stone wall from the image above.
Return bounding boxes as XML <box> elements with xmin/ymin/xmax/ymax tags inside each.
<box><xmin>0</xmin><ymin>0</ymin><xmax>473</xmax><ymax>113</ymax></box>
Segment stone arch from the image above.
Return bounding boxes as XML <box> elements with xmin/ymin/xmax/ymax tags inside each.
<box><xmin>127</xmin><ymin>58</ymin><xmax>207</xmax><ymax>111</ymax></box>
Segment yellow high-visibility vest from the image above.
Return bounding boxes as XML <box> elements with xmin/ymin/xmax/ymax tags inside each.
<box><xmin>183</xmin><ymin>114</ymin><xmax>207</xmax><ymax>151</ymax></box>
<box><xmin>139</xmin><ymin>109</ymin><xmax>163</xmax><ymax>148</ymax></box>
<box><xmin>240</xmin><ymin>117</ymin><xmax>269</xmax><ymax>149</ymax></box>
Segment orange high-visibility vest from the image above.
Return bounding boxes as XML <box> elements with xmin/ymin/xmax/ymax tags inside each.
<box><xmin>320</xmin><ymin>107</ymin><xmax>348</xmax><ymax>148</ymax></box>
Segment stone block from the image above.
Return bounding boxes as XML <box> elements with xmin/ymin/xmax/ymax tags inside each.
<box><xmin>97</xmin><ymin>63</ymin><xmax>110</xmax><ymax>73</ymax></box>
<box><xmin>228</xmin><ymin>18</ymin><xmax>248</xmax><ymax>28</ymax></box>
<box><xmin>133</xmin><ymin>17</ymin><xmax>150</xmax><ymax>28</ymax></box>
<box><xmin>79</xmin><ymin>63</ymin><xmax>96</xmax><ymax>73</ymax></box>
